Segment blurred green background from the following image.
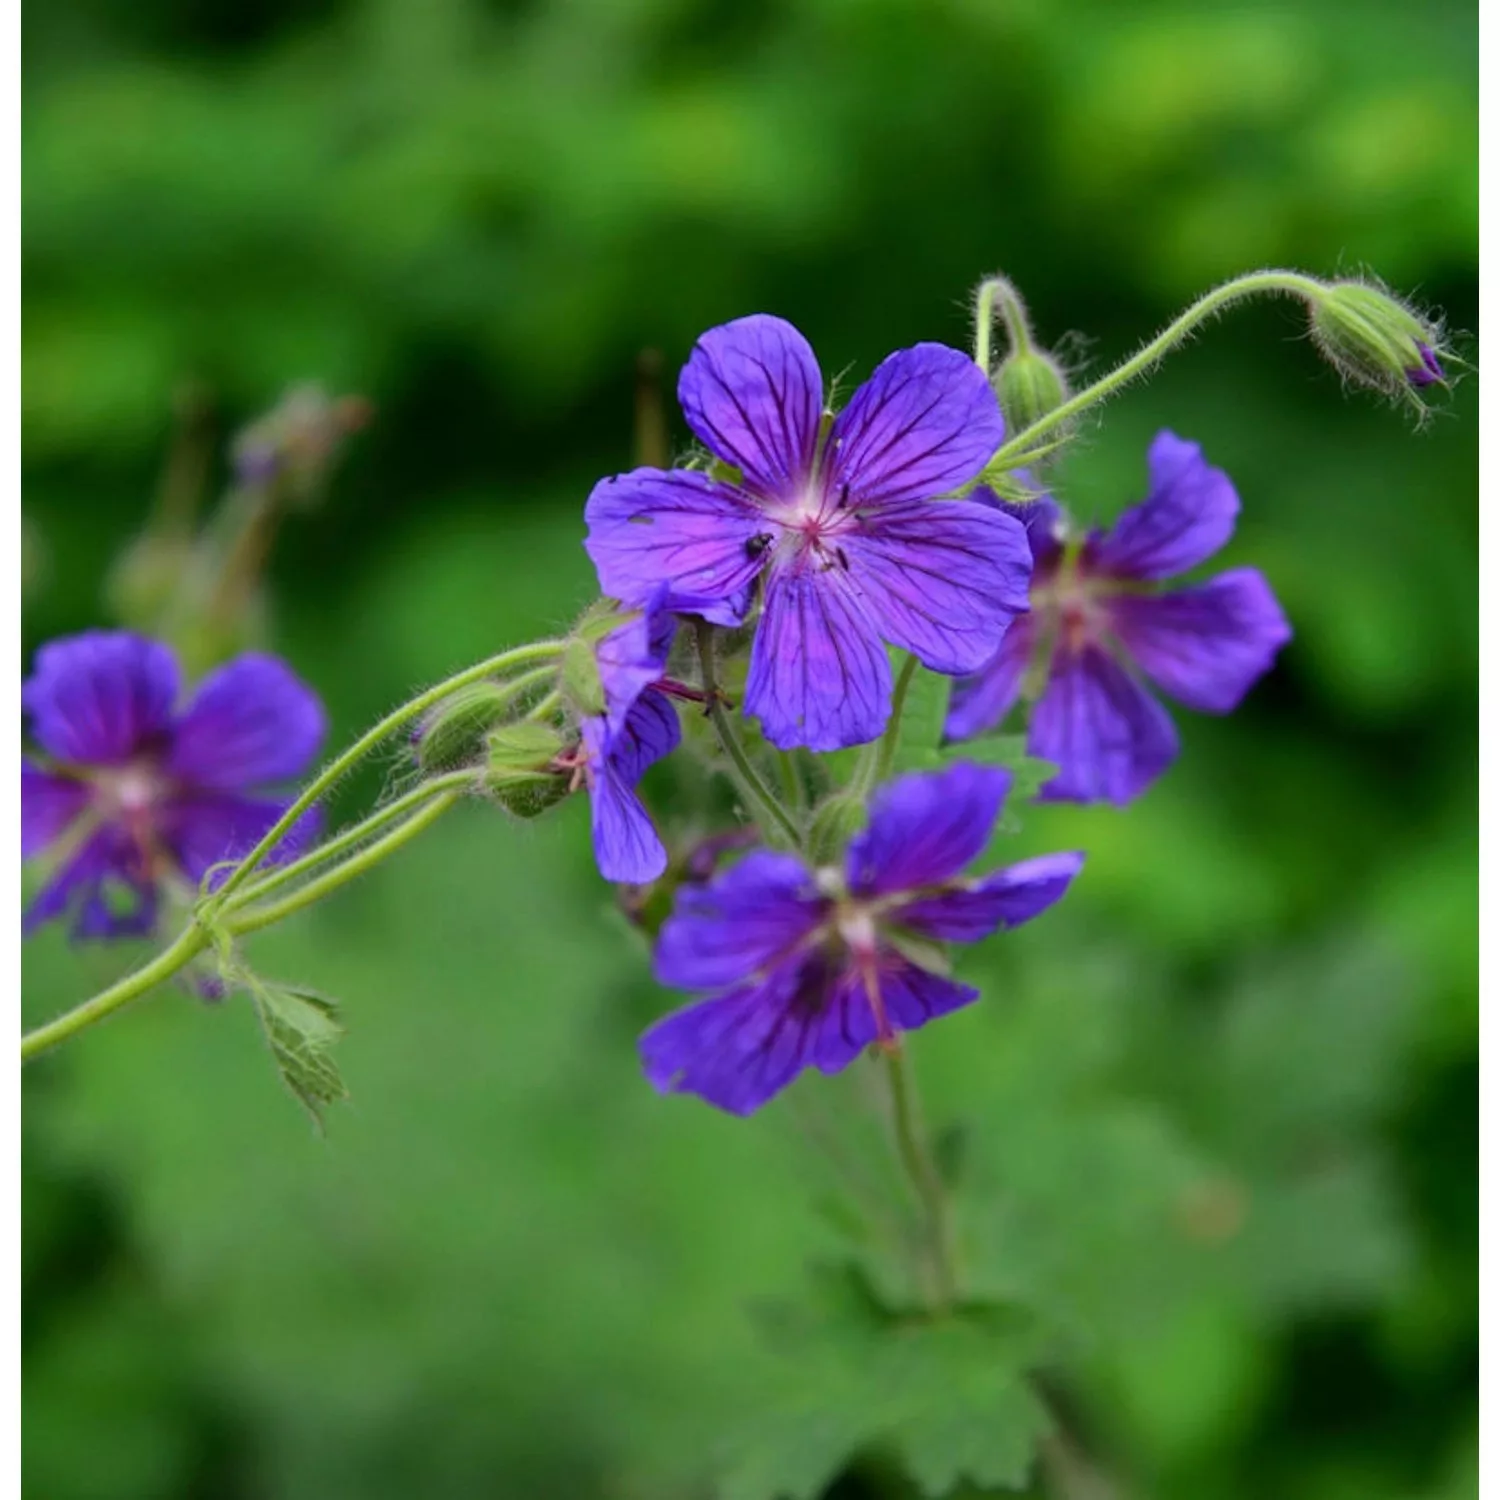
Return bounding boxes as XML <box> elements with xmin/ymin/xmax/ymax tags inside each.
<box><xmin>21</xmin><ymin>1</ymin><xmax>1476</xmax><ymax>1497</ymax></box>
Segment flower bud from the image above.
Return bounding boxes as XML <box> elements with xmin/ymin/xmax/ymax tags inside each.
<box><xmin>1308</xmin><ymin>282</ymin><xmax>1447</xmax><ymax>403</ymax></box>
<box><xmin>487</xmin><ymin>720</ymin><xmax>567</xmax><ymax>773</ymax></box>
<box><xmin>561</xmin><ymin>638</ymin><xmax>606</xmax><ymax>719</ymax></box>
<box><xmin>483</xmin><ymin>722</ymin><xmax>570</xmax><ymax>817</ymax></box>
<box><xmin>416</xmin><ymin>682</ymin><xmax>515</xmax><ymax>774</ymax></box>
<box><xmin>993</xmin><ymin>347</ymin><xmax>1070</xmax><ymax>435</ymax></box>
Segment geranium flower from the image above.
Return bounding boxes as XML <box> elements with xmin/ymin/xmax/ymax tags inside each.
<box><xmin>640</xmin><ymin>762</ymin><xmax>1082</xmax><ymax>1114</ymax></box>
<box><xmin>584</xmin><ymin>314</ymin><xmax>1032</xmax><ymax>751</ymax></box>
<box><xmin>946</xmin><ymin>432</ymin><xmax>1292</xmax><ymax>804</ymax></box>
<box><xmin>21</xmin><ymin>631</ymin><xmax>325</xmax><ymax>937</ymax></box>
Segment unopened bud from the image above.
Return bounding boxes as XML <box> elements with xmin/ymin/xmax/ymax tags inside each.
<box><xmin>561</xmin><ymin>638</ymin><xmax>606</xmax><ymax>719</ymax></box>
<box><xmin>486</xmin><ymin>720</ymin><xmax>566</xmax><ymax>774</ymax></box>
<box><xmin>416</xmin><ymin>683</ymin><xmax>515</xmax><ymax>773</ymax></box>
<box><xmin>993</xmin><ymin>348</ymin><xmax>1070</xmax><ymax>435</ymax></box>
<box><xmin>1309</xmin><ymin>281</ymin><xmax>1447</xmax><ymax>403</ymax></box>
<box><xmin>231</xmin><ymin>384</ymin><xmax>370</xmax><ymax>503</ymax></box>
<box><xmin>483</xmin><ymin>722</ymin><xmax>571</xmax><ymax>818</ymax></box>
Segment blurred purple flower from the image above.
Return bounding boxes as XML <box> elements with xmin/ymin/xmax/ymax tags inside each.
<box><xmin>21</xmin><ymin>631</ymin><xmax>325</xmax><ymax>938</ymax></box>
<box><xmin>584</xmin><ymin>314</ymin><xmax>1032</xmax><ymax>751</ymax></box>
<box><xmin>639</xmin><ymin>762</ymin><xmax>1082</xmax><ymax>1115</ymax></box>
<box><xmin>946</xmin><ymin>432</ymin><xmax>1292</xmax><ymax>805</ymax></box>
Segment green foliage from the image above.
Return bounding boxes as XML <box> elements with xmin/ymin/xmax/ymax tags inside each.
<box><xmin>721</xmin><ymin>1269</ymin><xmax>1049</xmax><ymax>1500</ymax></box>
<box><xmin>890</xmin><ymin>662</ymin><xmax>952</xmax><ymax>774</ymax></box>
<box><xmin>245</xmin><ymin>976</ymin><xmax>350</xmax><ymax>1130</ymax></box>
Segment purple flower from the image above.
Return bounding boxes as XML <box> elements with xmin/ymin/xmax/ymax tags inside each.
<box><xmin>574</xmin><ymin>596</ymin><xmax>682</xmax><ymax>884</ymax></box>
<box><xmin>639</xmin><ymin>762</ymin><xmax>1082</xmax><ymax>1115</ymax></box>
<box><xmin>1408</xmin><ymin>343</ymin><xmax>1445</xmax><ymax>389</ymax></box>
<box><xmin>946</xmin><ymin>432</ymin><xmax>1292</xmax><ymax>805</ymax></box>
<box><xmin>21</xmin><ymin>631</ymin><xmax>325</xmax><ymax>938</ymax></box>
<box><xmin>584</xmin><ymin>315</ymin><xmax>1032</xmax><ymax>751</ymax></box>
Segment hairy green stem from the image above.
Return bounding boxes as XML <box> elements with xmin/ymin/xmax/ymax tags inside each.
<box><xmin>226</xmin><ymin>791</ymin><xmax>461</xmax><ymax>936</ymax></box>
<box><xmin>223</xmin><ymin>770</ymin><xmax>475</xmax><ymax>912</ymax></box>
<box><xmin>883</xmin><ymin>1043</ymin><xmax>957</xmax><ymax>1310</ymax></box>
<box><xmin>692</xmin><ymin>621</ymin><xmax>802</xmax><ymax>849</ymax></box>
<box><xmin>204</xmin><ymin>638</ymin><xmax>564</xmax><ymax>910</ymax></box>
<box><xmin>986</xmin><ymin>268</ymin><xmax>1327</xmax><ymax>470</ymax></box>
<box><xmin>974</xmin><ymin>274</ymin><xmax>1036</xmax><ymax>370</ymax></box>
<box><xmin>21</xmin><ymin>925</ymin><xmax>211</xmax><ymax>1063</ymax></box>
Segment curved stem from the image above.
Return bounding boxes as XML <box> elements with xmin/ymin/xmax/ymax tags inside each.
<box><xmin>222</xmin><ymin>770</ymin><xmax>475</xmax><ymax>912</ymax></box>
<box><xmin>692</xmin><ymin>621</ymin><xmax>802</xmax><ymax>849</ymax></box>
<box><xmin>203</xmin><ymin>639</ymin><xmax>564</xmax><ymax>911</ymax></box>
<box><xmin>883</xmin><ymin>1042</ymin><xmax>957</xmax><ymax>1310</ymax></box>
<box><xmin>986</xmin><ymin>268</ymin><xmax>1327</xmax><ymax>470</ymax></box>
<box><xmin>225</xmin><ymin>791</ymin><xmax>461</xmax><ymax>937</ymax></box>
<box><xmin>974</xmin><ymin>274</ymin><xmax>1035</xmax><ymax>370</ymax></box>
<box><xmin>21</xmin><ymin>925</ymin><xmax>211</xmax><ymax>1063</ymax></box>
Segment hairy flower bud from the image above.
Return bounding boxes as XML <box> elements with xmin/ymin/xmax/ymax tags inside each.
<box><xmin>993</xmin><ymin>347</ymin><xmax>1070</xmax><ymax>435</ymax></box>
<box><xmin>482</xmin><ymin>722</ymin><xmax>570</xmax><ymax>817</ymax></box>
<box><xmin>1309</xmin><ymin>281</ymin><xmax>1447</xmax><ymax>404</ymax></box>
<box><xmin>416</xmin><ymin>682</ymin><xmax>515</xmax><ymax>773</ymax></box>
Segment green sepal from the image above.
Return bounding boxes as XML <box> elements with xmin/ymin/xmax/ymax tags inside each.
<box><xmin>487</xmin><ymin>719</ymin><xmax>566</xmax><ymax>773</ymax></box>
<box><xmin>560</xmin><ymin>637</ymin><xmax>606</xmax><ymax>718</ymax></box>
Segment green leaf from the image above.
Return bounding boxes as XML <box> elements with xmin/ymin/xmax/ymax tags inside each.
<box><xmin>892</xmin><ymin>662</ymin><xmax>952</xmax><ymax>773</ymax></box>
<box><xmin>246</xmin><ymin>977</ymin><xmax>349</xmax><ymax>1130</ymax></box>
<box><xmin>718</xmin><ymin>1264</ymin><xmax>1049</xmax><ymax>1500</ymax></box>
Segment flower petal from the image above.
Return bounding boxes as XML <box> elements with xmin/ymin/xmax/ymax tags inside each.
<box><xmin>582</xmin><ymin>705</ymin><xmax>677</xmax><ymax>884</ymax></box>
<box><xmin>24</xmin><ymin>631</ymin><xmax>180</xmax><ymax>766</ymax></box>
<box><xmin>653</xmin><ymin>849</ymin><xmax>825</xmax><ymax>992</ymax></box>
<box><xmin>826</xmin><ymin>344</ymin><xmax>1004</xmax><ymax>507</ymax></box>
<box><xmin>943</xmin><ymin>614</ymin><xmax>1037</xmax><ymax>742</ymax></box>
<box><xmin>596</xmin><ymin>590</ymin><xmax>678</xmax><ymax>737</ymax></box>
<box><xmin>1029</xmin><ymin>645</ymin><xmax>1179</xmax><ymax>805</ymax></box>
<box><xmin>841</xmin><ymin>498</ymin><xmax>1032</xmax><ymax>674</ymax></box>
<box><xmin>1091</xmin><ymin>431</ymin><xmax>1239</xmax><ymax>582</ymax></box>
<box><xmin>640</xmin><ymin>953</ymin><xmax>828</xmax><ymax>1115</ymax></box>
<box><xmin>877</xmin><ymin>956</ymin><xmax>981</xmax><ymax>1033</ymax></box>
<box><xmin>1109</xmin><ymin>568</ymin><xmax>1292</xmax><ymax>713</ymax></box>
<box><xmin>588</xmin><ymin>766</ymin><xmax>668</xmax><ymax>885</ymax></box>
<box><xmin>973</xmin><ymin>483</ymin><xmax>1065</xmax><ymax>567</ymax></box>
<box><xmin>158</xmin><ymin>792</ymin><xmax>322</xmax><ymax>885</ymax></box>
<box><xmin>167</xmin><ymin>653</ymin><xmax>326</xmax><ymax>791</ymax></box>
<box><xmin>745</xmin><ymin>565</ymin><xmax>890</xmax><ymax>750</ymax></box>
<box><xmin>895</xmin><ymin>851</ymin><xmax>1084</xmax><ymax>942</ymax></box>
<box><xmin>21</xmin><ymin>761</ymin><xmax>90</xmax><ymax>857</ymax></box>
<box><xmin>23</xmin><ymin>823</ymin><xmax>156</xmax><ymax>939</ymax></box>
<box><xmin>605</xmin><ymin>689</ymin><xmax>682</xmax><ymax>788</ymax></box>
<box><xmin>584</xmin><ymin>468</ymin><xmax>768</xmax><ymax>622</ymax></box>
<box><xmin>845</xmin><ymin>762</ymin><xmax>1011</xmax><ymax>897</ymax></box>
<box><xmin>677</xmin><ymin>314</ymin><xmax>823</xmax><ymax>498</ymax></box>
